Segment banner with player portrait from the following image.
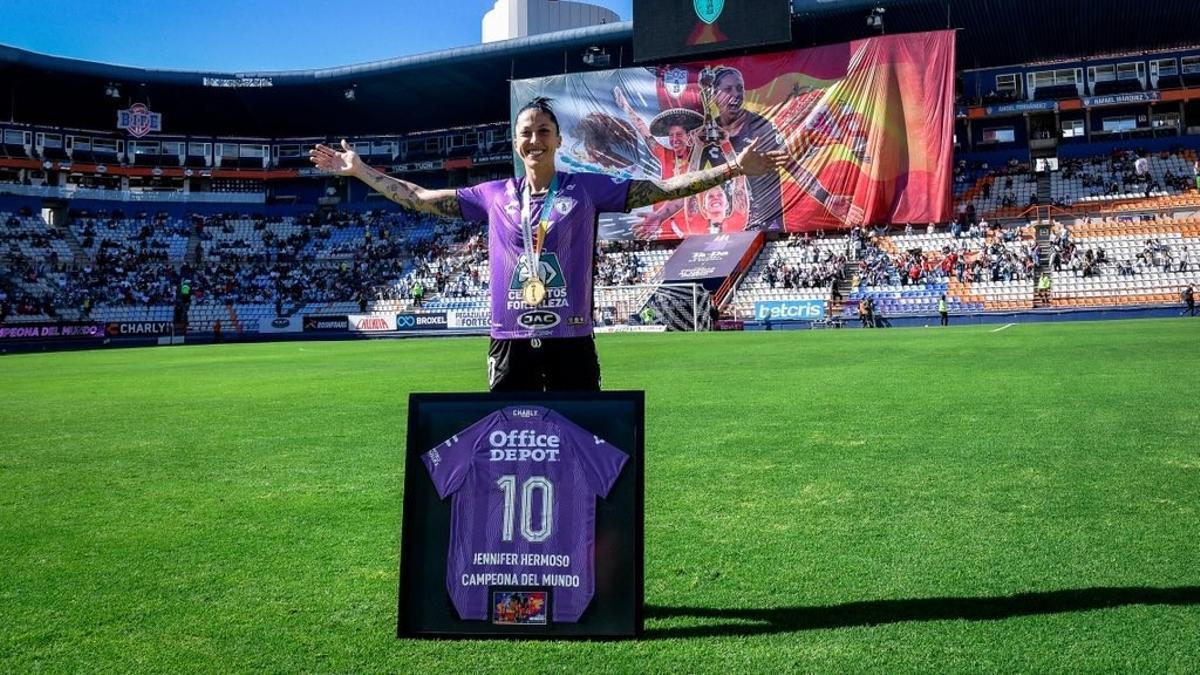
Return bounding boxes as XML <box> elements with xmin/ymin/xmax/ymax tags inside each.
<box><xmin>510</xmin><ymin>30</ymin><xmax>956</xmax><ymax>240</ymax></box>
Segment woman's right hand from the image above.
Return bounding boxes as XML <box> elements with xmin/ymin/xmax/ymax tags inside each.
<box><xmin>309</xmin><ymin>139</ymin><xmax>363</xmax><ymax>177</ymax></box>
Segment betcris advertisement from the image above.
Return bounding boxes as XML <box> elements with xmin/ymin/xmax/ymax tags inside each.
<box><xmin>754</xmin><ymin>300</ymin><xmax>827</xmax><ymax>322</ymax></box>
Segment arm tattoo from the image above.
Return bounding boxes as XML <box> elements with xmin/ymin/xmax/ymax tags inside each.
<box><xmin>362</xmin><ymin>169</ymin><xmax>417</xmax><ymax>208</ymax></box>
<box><xmin>359</xmin><ymin>167</ymin><xmax>461</xmax><ymax>218</ymax></box>
<box><xmin>426</xmin><ymin>192</ymin><xmax>462</xmax><ymax>219</ymax></box>
<box><xmin>625</xmin><ymin>164</ymin><xmax>737</xmax><ymax>211</ymax></box>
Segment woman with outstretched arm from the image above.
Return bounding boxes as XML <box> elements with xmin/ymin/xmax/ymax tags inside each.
<box><xmin>310</xmin><ymin>97</ymin><xmax>785</xmax><ymax>392</ymax></box>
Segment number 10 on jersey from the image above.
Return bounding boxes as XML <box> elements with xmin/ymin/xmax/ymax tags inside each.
<box><xmin>497</xmin><ymin>475</ymin><xmax>553</xmax><ymax>543</ymax></box>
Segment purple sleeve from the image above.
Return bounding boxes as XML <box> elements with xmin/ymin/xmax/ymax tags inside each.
<box><xmin>579</xmin><ymin>172</ymin><xmax>632</xmax><ymax>214</ymax></box>
<box><xmin>556</xmin><ymin>414</ymin><xmax>629</xmax><ymax>497</ymax></box>
<box><xmin>421</xmin><ymin>416</ymin><xmax>492</xmax><ymax>499</ymax></box>
<box><xmin>455</xmin><ymin>182</ymin><xmax>491</xmax><ymax>223</ymax></box>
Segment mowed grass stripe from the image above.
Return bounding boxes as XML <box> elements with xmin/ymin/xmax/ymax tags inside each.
<box><xmin>1</xmin><ymin>319</ymin><xmax>1197</xmax><ymax>672</ymax></box>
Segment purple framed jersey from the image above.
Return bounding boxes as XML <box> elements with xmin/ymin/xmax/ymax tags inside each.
<box><xmin>457</xmin><ymin>171</ymin><xmax>631</xmax><ymax>340</ymax></box>
<box><xmin>421</xmin><ymin>405</ymin><xmax>629</xmax><ymax>623</ymax></box>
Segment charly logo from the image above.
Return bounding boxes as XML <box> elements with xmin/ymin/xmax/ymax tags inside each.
<box><xmin>693</xmin><ymin>0</ymin><xmax>724</xmax><ymax>24</ymax></box>
<box><xmin>517</xmin><ymin>310</ymin><xmax>560</xmax><ymax>330</ymax></box>
<box><xmin>509</xmin><ymin>252</ymin><xmax>565</xmax><ymax>289</ymax></box>
<box><xmin>664</xmin><ymin>67</ymin><xmax>689</xmax><ymax>98</ymax></box>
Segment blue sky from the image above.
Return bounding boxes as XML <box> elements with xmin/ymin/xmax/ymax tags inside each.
<box><xmin>0</xmin><ymin>0</ymin><xmax>632</xmax><ymax>72</ymax></box>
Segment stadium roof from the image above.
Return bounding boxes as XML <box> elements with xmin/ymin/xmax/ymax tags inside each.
<box><xmin>0</xmin><ymin>22</ymin><xmax>635</xmax><ymax>138</ymax></box>
<box><xmin>2</xmin><ymin>0</ymin><xmax>1198</xmax><ymax>137</ymax></box>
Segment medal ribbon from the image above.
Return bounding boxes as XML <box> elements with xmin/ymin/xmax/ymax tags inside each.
<box><xmin>520</xmin><ymin>173</ymin><xmax>559</xmax><ymax>284</ymax></box>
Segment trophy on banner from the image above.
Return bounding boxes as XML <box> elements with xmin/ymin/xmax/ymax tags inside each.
<box><xmin>697</xmin><ymin>66</ymin><xmax>726</xmax><ymax>144</ymax></box>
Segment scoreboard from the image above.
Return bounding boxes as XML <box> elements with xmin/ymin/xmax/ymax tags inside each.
<box><xmin>633</xmin><ymin>0</ymin><xmax>793</xmax><ymax>64</ymax></box>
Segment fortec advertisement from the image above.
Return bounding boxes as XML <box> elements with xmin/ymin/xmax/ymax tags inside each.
<box><xmin>660</xmin><ymin>231</ymin><xmax>762</xmax><ymax>290</ymax></box>
<box><xmin>447</xmin><ymin>310</ymin><xmax>488</xmax><ymax>331</ymax></box>
<box><xmin>754</xmin><ymin>299</ymin><xmax>827</xmax><ymax>321</ymax></box>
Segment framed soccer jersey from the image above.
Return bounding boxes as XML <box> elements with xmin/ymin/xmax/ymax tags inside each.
<box><xmin>398</xmin><ymin>392</ymin><xmax>644</xmax><ymax>639</ymax></box>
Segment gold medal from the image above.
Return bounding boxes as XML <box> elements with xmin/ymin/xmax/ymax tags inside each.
<box><xmin>522</xmin><ymin>278</ymin><xmax>547</xmax><ymax>307</ymax></box>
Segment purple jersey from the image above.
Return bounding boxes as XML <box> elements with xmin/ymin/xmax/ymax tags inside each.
<box><xmin>457</xmin><ymin>171</ymin><xmax>631</xmax><ymax>340</ymax></box>
<box><xmin>421</xmin><ymin>405</ymin><xmax>628</xmax><ymax>623</ymax></box>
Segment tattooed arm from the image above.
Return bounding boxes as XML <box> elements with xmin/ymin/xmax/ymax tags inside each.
<box><xmin>625</xmin><ymin>164</ymin><xmax>741</xmax><ymax>210</ymax></box>
<box><xmin>624</xmin><ymin>137</ymin><xmax>788</xmax><ymax>211</ymax></box>
<box><xmin>310</xmin><ymin>140</ymin><xmax>461</xmax><ymax>218</ymax></box>
<box><xmin>354</xmin><ymin>166</ymin><xmax>461</xmax><ymax>218</ymax></box>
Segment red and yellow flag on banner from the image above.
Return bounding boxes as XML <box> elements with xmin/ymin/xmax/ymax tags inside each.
<box><xmin>512</xmin><ymin>30</ymin><xmax>956</xmax><ymax>239</ymax></box>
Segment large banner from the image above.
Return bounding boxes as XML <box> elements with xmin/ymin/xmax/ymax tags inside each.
<box><xmin>511</xmin><ymin>30</ymin><xmax>955</xmax><ymax>240</ymax></box>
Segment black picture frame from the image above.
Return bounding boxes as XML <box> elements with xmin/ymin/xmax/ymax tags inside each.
<box><xmin>397</xmin><ymin>391</ymin><xmax>645</xmax><ymax>639</ymax></box>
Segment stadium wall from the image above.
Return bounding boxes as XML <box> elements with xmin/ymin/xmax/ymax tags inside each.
<box><xmin>747</xmin><ymin>304</ymin><xmax>1191</xmax><ymax>331</ymax></box>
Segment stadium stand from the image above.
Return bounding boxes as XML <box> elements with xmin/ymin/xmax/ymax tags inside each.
<box><xmin>9</xmin><ymin>184</ymin><xmax>1200</xmax><ymax>332</ymax></box>
<box><xmin>0</xmin><ymin>195</ymin><xmax>478</xmax><ymax>331</ymax></box>
<box><xmin>1046</xmin><ymin>215</ymin><xmax>1200</xmax><ymax>307</ymax></box>
<box><xmin>1053</xmin><ymin>150</ymin><xmax>1199</xmax><ymax>205</ymax></box>
<box><xmin>954</xmin><ymin>161</ymin><xmax>1039</xmax><ymax>217</ymax></box>
<box><xmin>729</xmin><ymin>233</ymin><xmax>848</xmax><ymax>320</ymax></box>
<box><xmin>3</xmin><ymin>17</ymin><xmax>1200</xmax><ymax>338</ymax></box>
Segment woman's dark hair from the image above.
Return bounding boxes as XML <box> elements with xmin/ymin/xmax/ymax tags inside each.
<box><xmin>516</xmin><ymin>96</ymin><xmax>560</xmax><ymax>134</ymax></box>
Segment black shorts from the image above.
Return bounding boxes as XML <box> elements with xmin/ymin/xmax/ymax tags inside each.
<box><xmin>487</xmin><ymin>336</ymin><xmax>601</xmax><ymax>392</ymax></box>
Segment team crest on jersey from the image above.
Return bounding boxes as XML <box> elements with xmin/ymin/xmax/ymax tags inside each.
<box><xmin>664</xmin><ymin>67</ymin><xmax>688</xmax><ymax>98</ymax></box>
<box><xmin>510</xmin><ymin>253</ymin><xmax>566</xmax><ymax>289</ymax></box>
<box><xmin>552</xmin><ymin>197</ymin><xmax>576</xmax><ymax>217</ymax></box>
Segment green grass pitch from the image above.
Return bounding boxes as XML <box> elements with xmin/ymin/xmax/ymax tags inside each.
<box><xmin>2</xmin><ymin>319</ymin><xmax>1198</xmax><ymax>672</ymax></box>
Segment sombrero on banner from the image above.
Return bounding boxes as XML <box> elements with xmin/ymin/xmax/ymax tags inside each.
<box><xmin>649</xmin><ymin>108</ymin><xmax>704</xmax><ymax>136</ymax></box>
